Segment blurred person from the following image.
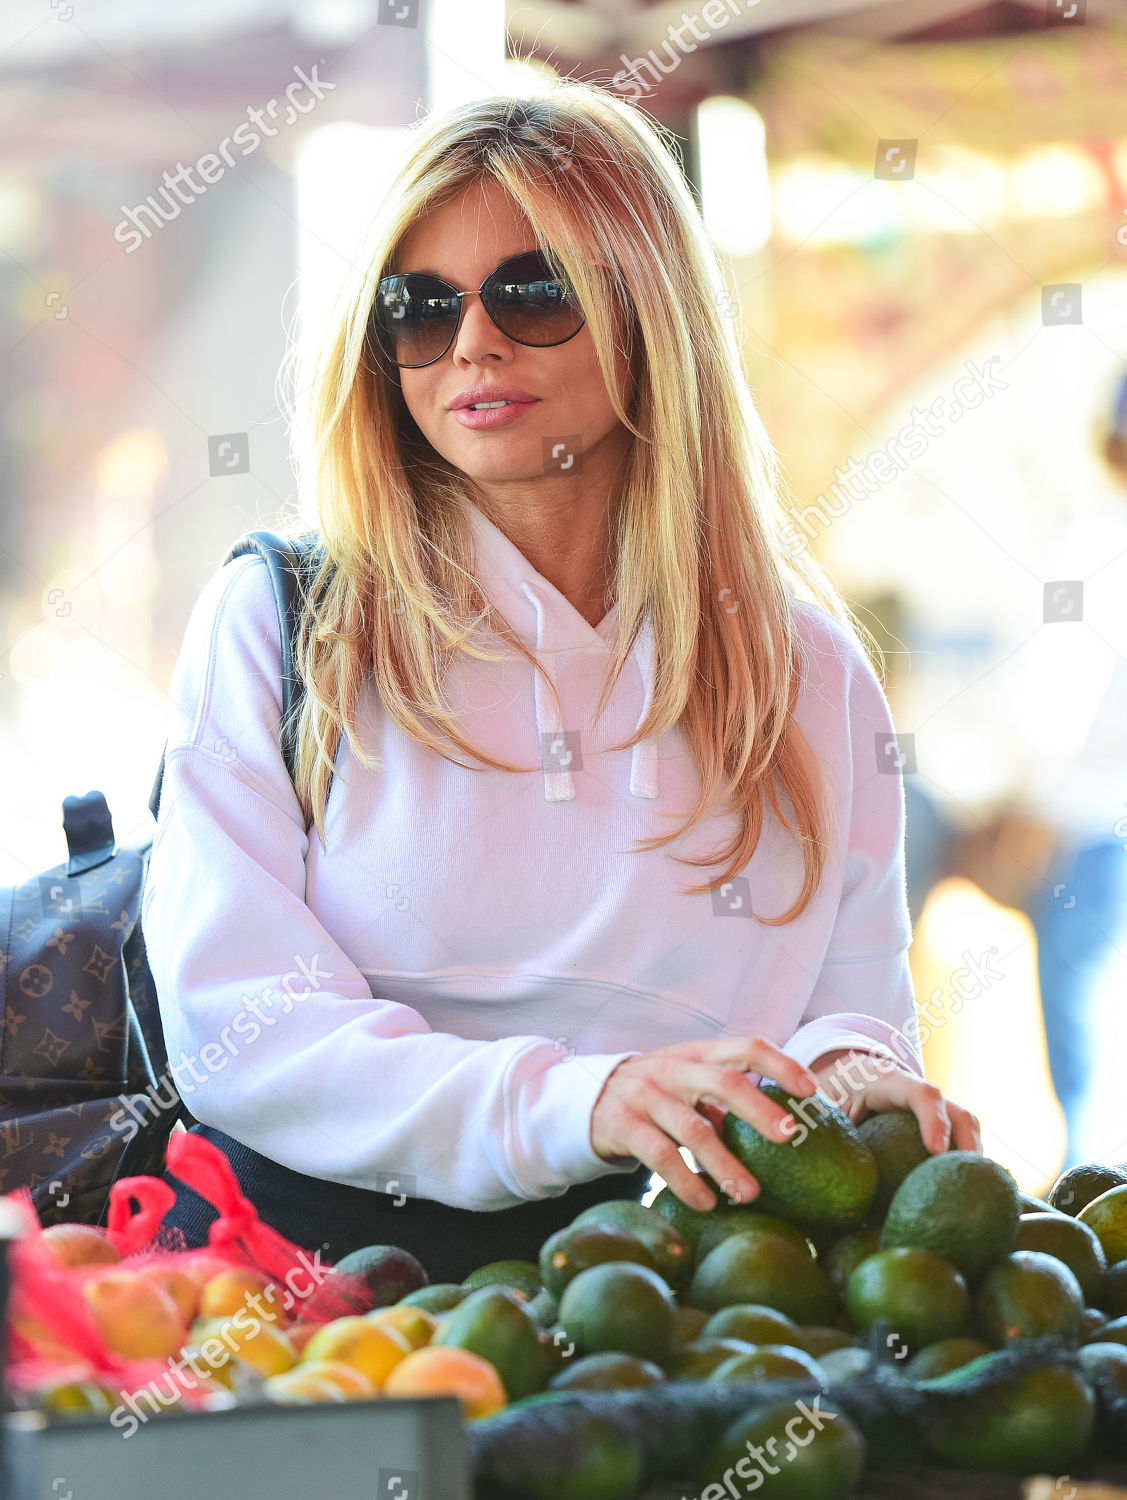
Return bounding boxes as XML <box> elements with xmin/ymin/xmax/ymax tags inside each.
<box><xmin>1017</xmin><ymin>370</ymin><xmax>1127</xmax><ymax>1168</ymax></box>
<box><xmin>139</xmin><ymin>83</ymin><xmax>980</xmax><ymax>1278</ymax></box>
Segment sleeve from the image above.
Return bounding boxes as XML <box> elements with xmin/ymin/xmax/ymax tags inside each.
<box><xmin>140</xmin><ymin>554</ymin><xmax>640</xmax><ymax>1211</ymax></box>
<box><xmin>778</xmin><ymin>614</ymin><xmax>924</xmax><ymax>1078</ymax></box>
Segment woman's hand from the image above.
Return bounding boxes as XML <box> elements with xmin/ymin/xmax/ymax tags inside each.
<box><xmin>589</xmin><ymin>1037</ymin><xmax>821</xmax><ymax>1211</ymax></box>
<box><xmin>809</xmin><ymin>1048</ymin><xmax>982</xmax><ymax>1154</ymax></box>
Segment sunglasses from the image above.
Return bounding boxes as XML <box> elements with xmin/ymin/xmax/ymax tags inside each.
<box><xmin>369</xmin><ymin>249</ymin><xmax>586</xmax><ymax>369</ymax></box>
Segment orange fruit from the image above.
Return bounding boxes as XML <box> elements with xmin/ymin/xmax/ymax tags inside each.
<box><xmin>288</xmin><ymin>1359</ymin><xmax>375</xmax><ymax>1400</ymax></box>
<box><xmin>40</xmin><ymin>1224</ymin><xmax>122</xmax><ymax>1268</ymax></box>
<box><xmin>300</xmin><ymin>1316</ymin><xmax>411</xmax><ymax>1390</ymax></box>
<box><xmin>263</xmin><ymin>1369</ymin><xmax>351</xmax><ymax>1404</ymax></box>
<box><xmin>84</xmin><ymin>1271</ymin><xmax>186</xmax><ymax>1360</ymax></box>
<box><xmin>199</xmin><ymin>1268</ymin><xmax>285</xmax><ymax>1322</ymax></box>
<box><xmin>140</xmin><ymin>1266</ymin><xmax>199</xmax><ymax>1324</ymax></box>
<box><xmin>217</xmin><ymin>1317</ymin><xmax>297</xmax><ymax>1379</ymax></box>
<box><xmin>365</xmin><ymin>1305</ymin><xmax>439</xmax><ymax>1350</ymax></box>
<box><xmin>382</xmin><ymin>1345</ymin><xmax>507</xmax><ymax>1419</ymax></box>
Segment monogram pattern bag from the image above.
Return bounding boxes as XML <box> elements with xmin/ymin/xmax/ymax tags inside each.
<box><xmin>0</xmin><ymin>528</ymin><xmax>324</xmax><ymax>1226</ymax></box>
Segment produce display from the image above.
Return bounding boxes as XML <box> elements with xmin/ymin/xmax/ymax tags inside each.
<box><xmin>7</xmin><ymin>1099</ymin><xmax>1127</xmax><ymax>1500</ymax></box>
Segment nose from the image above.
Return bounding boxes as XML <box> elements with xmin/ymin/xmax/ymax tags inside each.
<box><xmin>450</xmin><ymin>290</ymin><xmax>511</xmax><ymax>364</ymax></box>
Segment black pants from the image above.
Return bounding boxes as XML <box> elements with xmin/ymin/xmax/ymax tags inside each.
<box><xmin>161</xmin><ymin>1124</ymin><xmax>653</xmax><ymax>1284</ymax></box>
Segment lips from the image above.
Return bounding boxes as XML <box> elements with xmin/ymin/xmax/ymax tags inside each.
<box><xmin>448</xmin><ymin>386</ymin><xmax>539</xmax><ymax>411</ymax></box>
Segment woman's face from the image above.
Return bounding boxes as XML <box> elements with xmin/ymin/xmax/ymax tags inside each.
<box><xmin>390</xmin><ymin>178</ymin><xmax>632</xmax><ymax>491</ymax></box>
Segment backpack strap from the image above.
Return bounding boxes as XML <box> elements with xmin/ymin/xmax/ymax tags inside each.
<box><xmin>147</xmin><ymin>528</ymin><xmax>324</xmax><ymax>823</ymax></box>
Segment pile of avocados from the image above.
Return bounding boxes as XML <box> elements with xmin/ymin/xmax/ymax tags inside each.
<box><xmin>438</xmin><ymin>1087</ymin><xmax>1127</xmax><ymax>1500</ymax></box>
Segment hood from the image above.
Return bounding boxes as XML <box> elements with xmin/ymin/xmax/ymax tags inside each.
<box><xmin>462</xmin><ymin>497</ymin><xmax>660</xmax><ymax>804</ymax></box>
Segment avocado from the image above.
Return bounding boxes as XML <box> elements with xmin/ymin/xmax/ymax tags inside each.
<box><xmin>707</xmin><ymin>1345</ymin><xmax>826</xmax><ymax>1383</ymax></box>
<box><xmin>880</xmin><ymin>1150</ymin><xmax>1020</xmax><ymax>1281</ymax></box>
<box><xmin>974</xmin><ymin>1251</ymin><xmax>1086</xmax><ymax>1346</ymax></box>
<box><xmin>697</xmin><ymin>1397</ymin><xmax>866</xmax><ymax>1500</ymax></box>
<box><xmin>721</xmin><ymin>1083</ymin><xmax>878</xmax><ymax>1228</ymax></box>
<box><xmin>1078</xmin><ymin>1184</ymin><xmax>1127</xmax><ymax>1265</ymax></box>
<box><xmin>461</xmin><ymin>1258</ymin><xmax>542</xmax><ymax>1301</ymax></box>
<box><xmin>431</xmin><ymin>1284</ymin><xmax>545</xmax><ymax>1400</ymax></box>
<box><xmin>694</xmin><ymin>1210</ymin><xmax>816</xmax><ymax>1267</ymax></box>
<box><xmin>538</xmin><ymin>1224</ymin><xmax>656</xmax><ymax>1299</ymax></box>
<box><xmin>1048</xmin><ymin>1162</ymin><xmax>1127</xmax><ymax>1216</ymax></box>
<box><xmin>569</xmin><ymin>1200</ymin><xmax>693</xmax><ymax>1289</ymax></box>
<box><xmin>689</xmin><ymin>1229</ymin><xmax>838</xmax><ymax>1324</ymax></box>
<box><xmin>903</xmin><ymin>1337</ymin><xmax>992</xmax><ymax>1380</ymax></box>
<box><xmin>556</xmin><ymin>1260</ymin><xmax>676</xmax><ymax>1364</ymax></box>
<box><xmin>846</xmin><ymin>1247</ymin><xmax>969</xmax><ymax>1352</ymax></box>
<box><xmin>329</xmin><ymin>1243</ymin><xmax>427</xmax><ymax>1307</ymax></box>
<box><xmin>399</xmin><ymin>1282</ymin><xmax>468</xmax><ymax>1314</ymax></box>
<box><xmin>547</xmin><ymin>1350</ymin><xmax>665</xmax><ymax>1391</ymax></box>
<box><xmin>922</xmin><ymin>1359</ymin><xmax>1096</xmax><ymax>1472</ymax></box>
<box><xmin>856</xmin><ymin>1109</ymin><xmax>932</xmax><ymax>1216</ymax></box>
<box><xmin>1014</xmin><ymin>1213</ymin><xmax>1106</xmax><ymax>1303</ymax></box>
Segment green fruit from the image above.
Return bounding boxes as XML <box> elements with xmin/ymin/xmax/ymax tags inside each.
<box><xmin>856</xmin><ymin>1110</ymin><xmax>932</xmax><ymax>1216</ymax></box>
<box><xmin>1015</xmin><ymin>1213</ymin><xmax>1106</xmax><ymax>1302</ymax></box>
<box><xmin>487</xmin><ymin>1404</ymin><xmax>644</xmax><ymax>1500</ymax></box>
<box><xmin>818</xmin><ymin>1347</ymin><xmax>870</xmax><ymax>1383</ymax></box>
<box><xmin>974</xmin><ymin>1251</ymin><xmax>1085</xmax><ymax>1345</ymax></box>
<box><xmin>399</xmin><ymin>1282</ymin><xmax>468</xmax><ymax>1313</ymax></box>
<box><xmin>824</xmin><ymin>1226</ymin><xmax>882</xmax><ymax>1294</ymax></box>
<box><xmin>846</xmin><ymin>1248</ymin><xmax>968</xmax><ymax>1352</ymax></box>
<box><xmin>721</xmin><ymin>1084</ymin><xmax>878</xmax><ymax>1229</ymax></box>
<box><xmin>881</xmin><ymin>1151</ymin><xmax>1020</xmax><ymax>1281</ymax></box>
<box><xmin>547</xmin><ymin>1350</ymin><xmax>665</xmax><ymax>1391</ymax></box>
<box><xmin>697</xmin><ymin>1397</ymin><xmax>866</xmax><ymax>1499</ymax></box>
<box><xmin>461</xmin><ymin>1258</ymin><xmax>542</xmax><ymax>1300</ymax></box>
<box><xmin>1081</xmin><ymin>1306</ymin><xmax>1108</xmax><ymax>1339</ymax></box>
<box><xmin>672</xmin><ymin>1305</ymin><xmax>710</xmax><ymax>1345</ymax></box>
<box><xmin>700</xmin><ymin>1304</ymin><xmax>803</xmax><ymax>1347</ymax></box>
<box><xmin>1100</xmin><ymin>1261</ymin><xmax>1127</xmax><ymax>1316</ymax></box>
<box><xmin>1049</xmin><ymin>1163</ymin><xmax>1127</xmax><ymax>1216</ymax></box>
<box><xmin>525</xmin><ymin>1287</ymin><xmax>559</xmax><ymax>1330</ymax></box>
<box><xmin>1086</xmin><ymin>1314</ymin><xmax>1127</xmax><ymax>1347</ymax></box>
<box><xmin>903</xmin><ymin>1337</ymin><xmax>992</xmax><ymax>1380</ymax></box>
<box><xmin>1078</xmin><ymin>1185</ymin><xmax>1127</xmax><ymax>1265</ymax></box>
<box><xmin>556</xmin><ymin>1261</ymin><xmax>676</xmax><ymax>1364</ymax></box>
<box><xmin>330</xmin><ymin>1244</ymin><xmax>428</xmax><ymax>1307</ymax></box>
<box><xmin>923</xmin><ymin>1360</ymin><xmax>1096</xmax><ymax>1472</ymax></box>
<box><xmin>689</xmin><ymin>1231</ymin><xmax>838</xmax><ymax>1324</ymax></box>
<box><xmin>798</xmin><ymin>1326</ymin><xmax>855</xmax><ymax>1358</ymax></box>
<box><xmin>1019</xmin><ymin>1192</ymin><xmax>1061</xmax><ymax>1215</ymax></box>
<box><xmin>695</xmin><ymin>1211</ymin><xmax>816</xmax><ymax>1267</ymax></box>
<box><xmin>650</xmin><ymin>1183</ymin><xmax>728</xmax><ymax>1249</ymax></box>
<box><xmin>538</xmin><ymin>1224</ymin><xmax>656</xmax><ymax>1299</ymax></box>
<box><xmin>569</xmin><ymin>1200</ymin><xmax>692</xmax><ymax>1289</ymax></box>
<box><xmin>665</xmin><ymin>1337</ymin><xmax>757</xmax><ymax>1378</ymax></box>
<box><xmin>1078</xmin><ymin>1340</ymin><xmax>1127</xmax><ymax>1399</ymax></box>
<box><xmin>432</xmin><ymin>1285</ymin><xmax>545</xmax><ymax>1400</ymax></box>
<box><xmin>708</xmin><ymin>1345</ymin><xmax>827</xmax><ymax>1383</ymax></box>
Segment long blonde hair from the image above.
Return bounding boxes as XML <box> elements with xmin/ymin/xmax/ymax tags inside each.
<box><xmin>276</xmin><ymin>79</ymin><xmax>883</xmax><ymax>923</ymax></box>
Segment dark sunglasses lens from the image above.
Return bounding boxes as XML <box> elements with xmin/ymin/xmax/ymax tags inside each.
<box><xmin>373</xmin><ymin>275</ymin><xmax>460</xmax><ymax>367</ymax></box>
<box><xmin>483</xmin><ymin>251</ymin><xmax>584</xmax><ymax>346</ymax></box>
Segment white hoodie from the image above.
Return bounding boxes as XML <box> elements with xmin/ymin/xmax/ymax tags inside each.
<box><xmin>141</xmin><ymin>498</ymin><xmax>922</xmax><ymax>1211</ymax></box>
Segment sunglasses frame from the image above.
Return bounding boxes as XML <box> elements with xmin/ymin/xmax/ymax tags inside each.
<box><xmin>370</xmin><ymin>248</ymin><xmax>586</xmax><ymax>369</ymax></box>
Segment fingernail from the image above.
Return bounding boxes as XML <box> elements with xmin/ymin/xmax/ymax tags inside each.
<box><xmin>777</xmin><ymin>1115</ymin><xmax>798</xmax><ymax>1139</ymax></box>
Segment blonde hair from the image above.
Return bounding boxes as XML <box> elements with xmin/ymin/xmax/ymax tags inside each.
<box><xmin>276</xmin><ymin>80</ymin><xmax>884</xmax><ymax>923</ymax></box>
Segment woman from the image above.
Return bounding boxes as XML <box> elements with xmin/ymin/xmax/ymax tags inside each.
<box><xmin>143</xmin><ymin>81</ymin><xmax>979</xmax><ymax>1281</ymax></box>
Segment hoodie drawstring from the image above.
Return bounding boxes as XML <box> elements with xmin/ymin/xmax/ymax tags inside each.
<box><xmin>521</xmin><ymin>581</ymin><xmax>658</xmax><ymax>803</ymax></box>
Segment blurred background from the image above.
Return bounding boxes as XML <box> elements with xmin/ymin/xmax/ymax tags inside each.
<box><xmin>2</xmin><ymin>0</ymin><xmax>1127</xmax><ymax>1194</ymax></box>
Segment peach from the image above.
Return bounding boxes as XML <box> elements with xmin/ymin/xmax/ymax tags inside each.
<box><xmin>83</xmin><ymin>1271</ymin><xmax>186</xmax><ymax>1361</ymax></box>
<box><xmin>382</xmin><ymin>1345</ymin><xmax>507</xmax><ymax>1419</ymax></box>
<box><xmin>199</xmin><ymin>1268</ymin><xmax>285</xmax><ymax>1323</ymax></box>
<box><xmin>40</xmin><ymin>1224</ymin><xmax>122</xmax><ymax>1268</ymax></box>
<box><xmin>365</xmin><ymin>1305</ymin><xmax>439</xmax><ymax>1350</ymax></box>
<box><xmin>300</xmin><ymin>1317</ymin><xmax>412</xmax><ymax>1390</ymax></box>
